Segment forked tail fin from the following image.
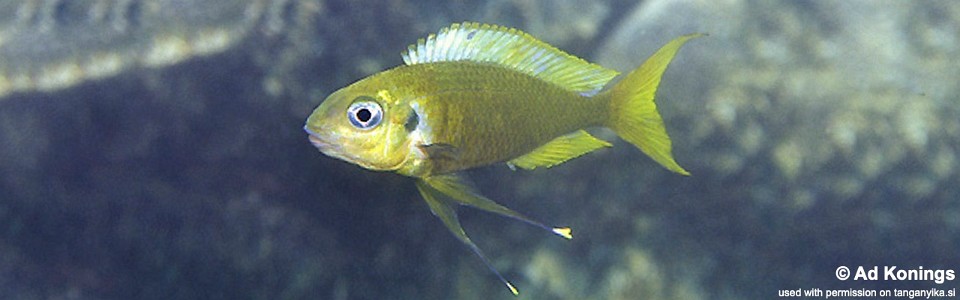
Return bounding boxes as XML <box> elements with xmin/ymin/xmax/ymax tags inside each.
<box><xmin>603</xmin><ymin>33</ymin><xmax>703</xmax><ymax>175</ymax></box>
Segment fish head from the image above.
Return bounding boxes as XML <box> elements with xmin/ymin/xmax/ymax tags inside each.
<box><xmin>304</xmin><ymin>81</ymin><xmax>414</xmax><ymax>172</ymax></box>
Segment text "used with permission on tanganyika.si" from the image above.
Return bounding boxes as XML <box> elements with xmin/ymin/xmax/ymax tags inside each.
<box><xmin>778</xmin><ymin>287</ymin><xmax>956</xmax><ymax>298</ymax></box>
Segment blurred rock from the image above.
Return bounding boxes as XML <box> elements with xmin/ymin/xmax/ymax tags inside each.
<box><xmin>0</xmin><ymin>0</ymin><xmax>272</xmax><ymax>98</ymax></box>
<box><xmin>597</xmin><ymin>0</ymin><xmax>959</xmax><ymax>199</ymax></box>
<box><xmin>538</xmin><ymin>0</ymin><xmax>960</xmax><ymax>298</ymax></box>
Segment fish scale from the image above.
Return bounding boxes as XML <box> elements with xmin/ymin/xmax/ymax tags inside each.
<box><xmin>394</xmin><ymin>62</ymin><xmax>605</xmax><ymax>174</ymax></box>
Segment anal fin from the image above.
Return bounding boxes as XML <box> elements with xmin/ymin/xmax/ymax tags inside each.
<box><xmin>508</xmin><ymin>130</ymin><xmax>611</xmax><ymax>170</ymax></box>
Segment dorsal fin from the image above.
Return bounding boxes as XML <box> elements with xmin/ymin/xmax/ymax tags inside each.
<box><xmin>402</xmin><ymin>22</ymin><xmax>619</xmax><ymax>94</ymax></box>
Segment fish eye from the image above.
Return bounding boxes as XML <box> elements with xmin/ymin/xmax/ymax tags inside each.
<box><xmin>347</xmin><ymin>98</ymin><xmax>382</xmax><ymax>130</ymax></box>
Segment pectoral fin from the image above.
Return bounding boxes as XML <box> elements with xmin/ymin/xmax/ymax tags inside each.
<box><xmin>419</xmin><ymin>143</ymin><xmax>461</xmax><ymax>161</ymax></box>
<box><xmin>508</xmin><ymin>130</ymin><xmax>611</xmax><ymax>170</ymax></box>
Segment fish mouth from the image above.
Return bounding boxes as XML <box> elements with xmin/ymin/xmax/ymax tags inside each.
<box><xmin>304</xmin><ymin>126</ymin><xmax>337</xmax><ymax>153</ymax></box>
<box><xmin>308</xmin><ymin>134</ymin><xmax>330</xmax><ymax>149</ymax></box>
<box><xmin>304</xmin><ymin>126</ymin><xmax>354</xmax><ymax>162</ymax></box>
<box><xmin>308</xmin><ymin>134</ymin><xmax>352</xmax><ymax>162</ymax></box>
<box><xmin>303</xmin><ymin>125</ymin><xmax>394</xmax><ymax>171</ymax></box>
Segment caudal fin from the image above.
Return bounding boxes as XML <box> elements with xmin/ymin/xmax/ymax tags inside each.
<box><xmin>604</xmin><ymin>34</ymin><xmax>703</xmax><ymax>175</ymax></box>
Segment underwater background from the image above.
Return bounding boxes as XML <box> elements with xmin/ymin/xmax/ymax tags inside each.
<box><xmin>1</xmin><ymin>0</ymin><xmax>958</xmax><ymax>299</ymax></box>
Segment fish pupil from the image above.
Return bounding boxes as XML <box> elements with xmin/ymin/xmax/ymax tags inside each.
<box><xmin>356</xmin><ymin>108</ymin><xmax>372</xmax><ymax>122</ymax></box>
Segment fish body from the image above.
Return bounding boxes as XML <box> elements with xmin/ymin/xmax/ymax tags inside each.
<box><xmin>305</xmin><ymin>22</ymin><xmax>701</xmax><ymax>295</ymax></box>
<box><xmin>336</xmin><ymin>61</ymin><xmax>604</xmax><ymax>176</ymax></box>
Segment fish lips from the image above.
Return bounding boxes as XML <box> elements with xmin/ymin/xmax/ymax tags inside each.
<box><xmin>304</xmin><ymin>126</ymin><xmax>339</xmax><ymax>154</ymax></box>
<box><xmin>303</xmin><ymin>125</ymin><xmax>400</xmax><ymax>171</ymax></box>
<box><xmin>308</xmin><ymin>134</ymin><xmax>330</xmax><ymax>150</ymax></box>
<box><xmin>303</xmin><ymin>126</ymin><xmax>356</xmax><ymax>163</ymax></box>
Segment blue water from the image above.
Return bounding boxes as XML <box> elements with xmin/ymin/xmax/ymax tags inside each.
<box><xmin>0</xmin><ymin>0</ymin><xmax>957</xmax><ymax>299</ymax></box>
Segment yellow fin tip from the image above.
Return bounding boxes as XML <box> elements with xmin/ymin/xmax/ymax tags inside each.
<box><xmin>507</xmin><ymin>281</ymin><xmax>519</xmax><ymax>295</ymax></box>
<box><xmin>552</xmin><ymin>227</ymin><xmax>573</xmax><ymax>239</ymax></box>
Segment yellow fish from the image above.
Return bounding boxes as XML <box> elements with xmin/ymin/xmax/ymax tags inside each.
<box><xmin>305</xmin><ymin>22</ymin><xmax>700</xmax><ymax>295</ymax></box>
